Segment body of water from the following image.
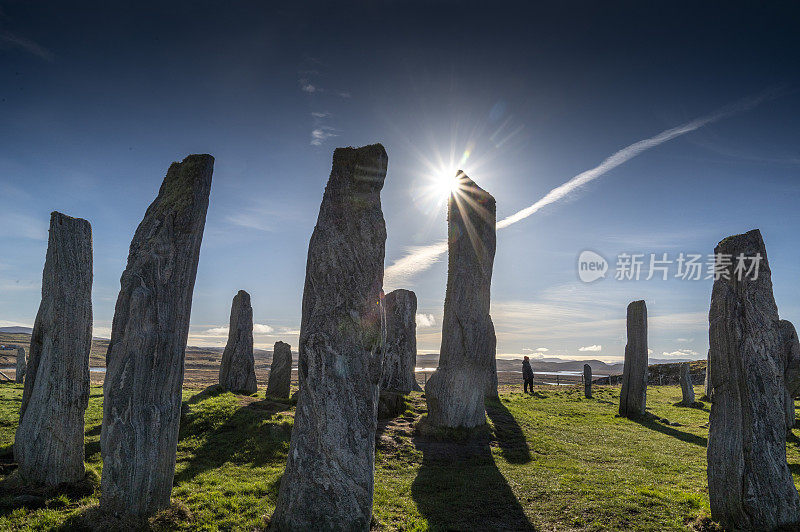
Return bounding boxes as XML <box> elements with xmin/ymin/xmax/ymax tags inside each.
<box><xmin>1</xmin><ymin>366</ymin><xmax>106</xmax><ymax>373</ymax></box>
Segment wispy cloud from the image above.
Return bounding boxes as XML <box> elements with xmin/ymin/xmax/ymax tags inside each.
<box><xmin>578</xmin><ymin>344</ymin><xmax>602</xmax><ymax>352</ymax></box>
<box><xmin>93</xmin><ymin>326</ymin><xmax>113</xmax><ymax>339</ymax></box>
<box><xmin>0</xmin><ymin>279</ymin><xmax>39</xmax><ymax>292</ymax></box>
<box><xmin>383</xmin><ymin>91</ymin><xmax>776</xmax><ymax>288</ymax></box>
<box><xmin>224</xmin><ymin>204</ymin><xmax>289</xmax><ymax>232</ymax></box>
<box><xmin>4</xmin><ymin>213</ymin><xmax>48</xmax><ymax>240</ymax></box>
<box><xmin>311</xmin><ymin>127</ymin><xmax>337</xmax><ymax>146</ymax></box>
<box><xmin>203</xmin><ymin>323</ymin><xmax>276</xmax><ymax>337</ymax></box>
<box><xmin>661</xmin><ymin>349</ymin><xmax>698</xmax><ymax>358</ymax></box>
<box><xmin>300</xmin><ymin>81</ymin><xmax>319</xmax><ymax>94</ymax></box>
<box><xmin>0</xmin><ymin>319</ymin><xmax>31</xmax><ymax>328</ymax></box>
<box><xmin>205</xmin><ymin>326</ymin><xmax>229</xmax><ymax>336</ymax></box>
<box><xmin>416</xmin><ymin>313</ymin><xmax>436</xmax><ymax>328</ymax></box>
<box><xmin>225</xmin><ymin>212</ymin><xmax>274</xmax><ymax>232</ymax></box>
<box><xmin>384</xmin><ymin>241</ymin><xmax>448</xmax><ymax>290</ymax></box>
<box><xmin>0</xmin><ymin>30</ymin><xmax>53</xmax><ymax>61</ymax></box>
<box><xmin>309</xmin><ymin>110</ymin><xmax>339</xmax><ymax>146</ymax></box>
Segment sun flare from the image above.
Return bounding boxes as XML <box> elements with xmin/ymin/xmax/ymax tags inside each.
<box><xmin>432</xmin><ymin>168</ymin><xmax>461</xmax><ymax>200</ymax></box>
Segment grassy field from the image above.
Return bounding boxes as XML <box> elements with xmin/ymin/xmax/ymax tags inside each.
<box><xmin>1</xmin><ymin>382</ymin><xmax>798</xmax><ymax>530</ymax></box>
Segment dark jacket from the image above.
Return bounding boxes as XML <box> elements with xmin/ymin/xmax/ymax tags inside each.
<box><xmin>522</xmin><ymin>359</ymin><xmax>534</xmax><ymax>380</ymax></box>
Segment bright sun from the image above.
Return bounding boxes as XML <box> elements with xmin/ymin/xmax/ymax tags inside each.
<box><xmin>433</xmin><ymin>169</ymin><xmax>460</xmax><ymax>200</ymax></box>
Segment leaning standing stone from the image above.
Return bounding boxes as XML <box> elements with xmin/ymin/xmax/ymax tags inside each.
<box><xmin>679</xmin><ymin>363</ymin><xmax>695</xmax><ymax>406</ymax></box>
<box><xmin>619</xmin><ymin>300</ymin><xmax>647</xmax><ymax>418</ymax></box>
<box><xmin>15</xmin><ymin>347</ymin><xmax>26</xmax><ymax>384</ymax></box>
<box><xmin>218</xmin><ymin>290</ymin><xmax>257</xmax><ymax>394</ymax></box>
<box><xmin>381</xmin><ymin>289</ymin><xmax>420</xmax><ymax>393</ymax></box>
<box><xmin>425</xmin><ymin>172</ymin><xmax>497</xmax><ymax>428</ymax></box>
<box><xmin>707</xmin><ymin>229</ymin><xmax>800</xmax><ymax>530</ymax></box>
<box><xmin>100</xmin><ymin>155</ymin><xmax>213</xmax><ymax>517</ymax></box>
<box><xmin>14</xmin><ymin>212</ymin><xmax>92</xmax><ymax>487</ymax></box>
<box><xmin>266</xmin><ymin>341</ymin><xmax>292</xmax><ymax>398</ymax></box>
<box><xmin>270</xmin><ymin>144</ymin><xmax>387</xmax><ymax>531</ymax></box>
<box><xmin>583</xmin><ymin>364</ymin><xmax>592</xmax><ymax>398</ymax></box>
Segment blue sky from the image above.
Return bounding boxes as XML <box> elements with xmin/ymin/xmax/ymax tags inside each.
<box><xmin>1</xmin><ymin>2</ymin><xmax>799</xmax><ymax>362</ymax></box>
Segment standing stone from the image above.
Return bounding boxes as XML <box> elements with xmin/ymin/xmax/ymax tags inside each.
<box><xmin>707</xmin><ymin>229</ymin><xmax>800</xmax><ymax>530</ymax></box>
<box><xmin>100</xmin><ymin>155</ymin><xmax>213</xmax><ymax>517</ymax></box>
<box><xmin>218</xmin><ymin>290</ymin><xmax>257</xmax><ymax>394</ymax></box>
<box><xmin>15</xmin><ymin>347</ymin><xmax>26</xmax><ymax>384</ymax></box>
<box><xmin>583</xmin><ymin>364</ymin><xmax>592</xmax><ymax>398</ymax></box>
<box><xmin>266</xmin><ymin>341</ymin><xmax>292</xmax><ymax>399</ymax></box>
<box><xmin>425</xmin><ymin>172</ymin><xmax>496</xmax><ymax>428</ymax></box>
<box><xmin>14</xmin><ymin>212</ymin><xmax>92</xmax><ymax>487</ymax></box>
<box><xmin>679</xmin><ymin>363</ymin><xmax>695</xmax><ymax>406</ymax></box>
<box><xmin>619</xmin><ymin>300</ymin><xmax>647</xmax><ymax>418</ymax></box>
<box><xmin>381</xmin><ymin>289</ymin><xmax>420</xmax><ymax>393</ymax></box>
<box><xmin>270</xmin><ymin>144</ymin><xmax>387</xmax><ymax>531</ymax></box>
<box><xmin>781</xmin><ymin>320</ymin><xmax>800</xmax><ymax>430</ymax></box>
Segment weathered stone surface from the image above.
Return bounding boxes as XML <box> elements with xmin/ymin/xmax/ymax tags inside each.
<box><xmin>583</xmin><ymin>364</ymin><xmax>592</xmax><ymax>399</ymax></box>
<box><xmin>15</xmin><ymin>347</ymin><xmax>26</xmax><ymax>384</ymax></box>
<box><xmin>782</xmin><ymin>320</ymin><xmax>800</xmax><ymax>430</ymax></box>
<box><xmin>100</xmin><ymin>154</ymin><xmax>213</xmax><ymax>517</ymax></box>
<box><xmin>270</xmin><ymin>144</ymin><xmax>387</xmax><ymax>531</ymax></box>
<box><xmin>218</xmin><ymin>290</ymin><xmax>257</xmax><ymax>394</ymax></box>
<box><xmin>425</xmin><ymin>172</ymin><xmax>496</xmax><ymax>428</ymax></box>
<box><xmin>707</xmin><ymin>229</ymin><xmax>800</xmax><ymax>530</ymax></box>
<box><xmin>266</xmin><ymin>341</ymin><xmax>292</xmax><ymax>398</ymax></box>
<box><xmin>14</xmin><ymin>212</ymin><xmax>92</xmax><ymax>487</ymax></box>
<box><xmin>381</xmin><ymin>289</ymin><xmax>420</xmax><ymax>394</ymax></box>
<box><xmin>704</xmin><ymin>350</ymin><xmax>713</xmax><ymax>401</ymax></box>
<box><xmin>619</xmin><ymin>300</ymin><xmax>647</xmax><ymax>418</ymax></box>
<box><xmin>679</xmin><ymin>363</ymin><xmax>695</xmax><ymax>405</ymax></box>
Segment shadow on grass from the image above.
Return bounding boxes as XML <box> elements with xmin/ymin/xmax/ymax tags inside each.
<box><xmin>172</xmin><ymin>394</ymin><xmax>293</xmax><ymax>485</ymax></box>
<box><xmin>0</xmin><ymin>469</ymin><xmax>99</xmax><ymax>517</ymax></box>
<box><xmin>631</xmin><ymin>415</ymin><xmax>707</xmax><ymax>447</ymax></box>
<box><xmin>485</xmin><ymin>399</ymin><xmax>532</xmax><ymax>464</ymax></box>
<box><xmin>410</xmin><ymin>435</ymin><xmax>535</xmax><ymax>531</ymax></box>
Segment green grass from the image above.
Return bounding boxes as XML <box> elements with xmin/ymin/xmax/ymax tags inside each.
<box><xmin>1</xmin><ymin>382</ymin><xmax>799</xmax><ymax>530</ymax></box>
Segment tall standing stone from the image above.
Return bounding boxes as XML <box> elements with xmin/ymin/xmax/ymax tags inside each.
<box><xmin>218</xmin><ymin>290</ymin><xmax>257</xmax><ymax>394</ymax></box>
<box><xmin>270</xmin><ymin>144</ymin><xmax>387</xmax><ymax>531</ymax></box>
<box><xmin>266</xmin><ymin>341</ymin><xmax>292</xmax><ymax>398</ymax></box>
<box><xmin>781</xmin><ymin>320</ymin><xmax>800</xmax><ymax>430</ymax></box>
<box><xmin>707</xmin><ymin>229</ymin><xmax>800</xmax><ymax>530</ymax></box>
<box><xmin>14</xmin><ymin>212</ymin><xmax>92</xmax><ymax>487</ymax></box>
<box><xmin>381</xmin><ymin>289</ymin><xmax>420</xmax><ymax>393</ymax></box>
<box><xmin>425</xmin><ymin>172</ymin><xmax>496</xmax><ymax>428</ymax></box>
<box><xmin>619</xmin><ymin>300</ymin><xmax>647</xmax><ymax>418</ymax></box>
<box><xmin>15</xmin><ymin>347</ymin><xmax>26</xmax><ymax>384</ymax></box>
<box><xmin>583</xmin><ymin>364</ymin><xmax>592</xmax><ymax>399</ymax></box>
<box><xmin>679</xmin><ymin>363</ymin><xmax>695</xmax><ymax>406</ymax></box>
<box><xmin>100</xmin><ymin>155</ymin><xmax>213</xmax><ymax>517</ymax></box>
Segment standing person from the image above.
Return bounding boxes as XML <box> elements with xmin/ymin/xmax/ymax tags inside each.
<box><xmin>522</xmin><ymin>356</ymin><xmax>534</xmax><ymax>393</ymax></box>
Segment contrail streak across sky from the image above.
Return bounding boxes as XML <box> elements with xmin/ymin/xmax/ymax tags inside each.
<box><xmin>383</xmin><ymin>92</ymin><xmax>775</xmax><ymax>289</ymax></box>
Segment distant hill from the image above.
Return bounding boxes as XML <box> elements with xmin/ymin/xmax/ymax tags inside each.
<box><xmin>0</xmin><ymin>326</ymin><xmax>32</xmax><ymax>334</ymax></box>
<box><xmin>416</xmin><ymin>353</ymin><xmax>626</xmax><ymax>376</ymax></box>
